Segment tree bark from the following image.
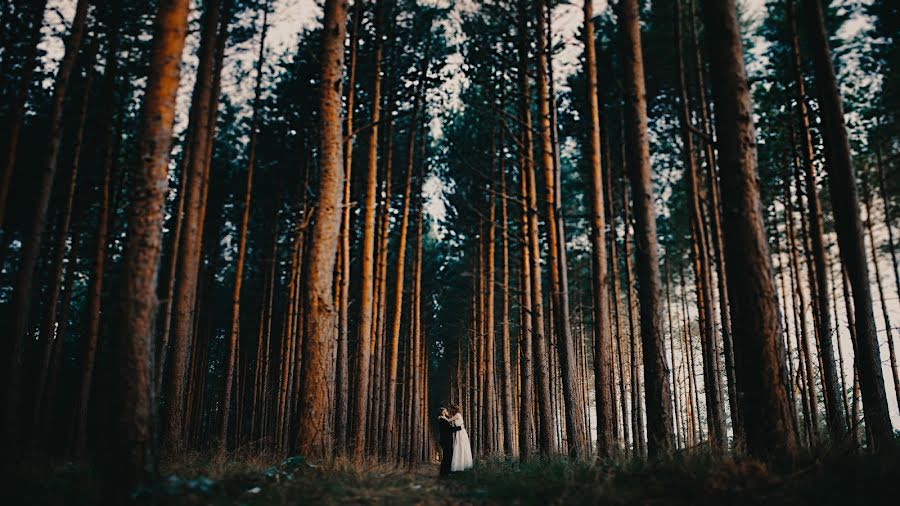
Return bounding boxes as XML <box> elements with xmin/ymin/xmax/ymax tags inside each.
<box><xmin>297</xmin><ymin>0</ymin><xmax>348</xmax><ymax>460</ymax></box>
<box><xmin>674</xmin><ymin>0</ymin><xmax>726</xmax><ymax>450</ymax></box>
<box><xmin>352</xmin><ymin>0</ymin><xmax>384</xmax><ymax>458</ymax></box>
<box><xmin>801</xmin><ymin>0</ymin><xmax>894</xmax><ymax>451</ymax></box>
<box><xmin>618</xmin><ymin>0</ymin><xmax>673</xmax><ymax>457</ymax></box>
<box><xmin>535</xmin><ymin>0</ymin><xmax>585</xmax><ymax>457</ymax></box>
<box><xmin>162</xmin><ymin>0</ymin><xmax>223</xmax><ymax>454</ymax></box>
<box><xmin>787</xmin><ymin>3</ymin><xmax>846</xmax><ymax>440</ymax></box>
<box><xmin>582</xmin><ymin>0</ymin><xmax>614</xmax><ymax>457</ymax></box>
<box><xmin>111</xmin><ymin>0</ymin><xmax>191</xmax><ymax>491</ymax></box>
<box><xmin>384</xmin><ymin>79</ymin><xmax>424</xmax><ymax>459</ymax></box>
<box><xmin>4</xmin><ymin>0</ymin><xmax>89</xmax><ymax>460</ymax></box>
<box><xmin>698</xmin><ymin>0</ymin><xmax>799</xmax><ymax>463</ymax></box>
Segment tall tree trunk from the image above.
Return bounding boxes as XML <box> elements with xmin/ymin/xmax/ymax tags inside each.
<box><xmin>219</xmin><ymin>1</ymin><xmax>269</xmax><ymax>455</ymax></box>
<box><xmin>518</xmin><ymin>0</ymin><xmax>555</xmax><ymax>456</ymax></box>
<box><xmin>32</xmin><ymin>42</ymin><xmax>96</xmax><ymax>449</ymax></box>
<box><xmin>297</xmin><ymin>0</ymin><xmax>348</xmax><ymax>460</ymax></box>
<box><xmin>498</xmin><ymin>125</ymin><xmax>516</xmax><ymax>457</ymax></box>
<box><xmin>352</xmin><ymin>0</ymin><xmax>384</xmax><ymax>458</ymax></box>
<box><xmin>687</xmin><ymin>0</ymin><xmax>742</xmax><ymax>440</ymax></box>
<box><xmin>698</xmin><ymin>0</ymin><xmax>799</xmax><ymax>463</ymax></box>
<box><xmin>802</xmin><ymin>0</ymin><xmax>894</xmax><ymax>451</ymax></box>
<box><xmin>621</xmin><ymin>177</ymin><xmax>642</xmax><ymax>454</ymax></box>
<box><xmin>862</xmin><ymin>177</ymin><xmax>900</xmax><ymax>412</ymax></box>
<box><xmin>674</xmin><ymin>0</ymin><xmax>726</xmax><ymax>450</ymax></box>
<box><xmin>582</xmin><ymin>0</ymin><xmax>614</xmax><ymax>457</ymax></box>
<box><xmin>384</xmin><ymin>80</ymin><xmax>424</xmax><ymax>458</ymax></box>
<box><xmin>163</xmin><ymin>0</ymin><xmax>223</xmax><ymax>454</ymax></box>
<box><xmin>517</xmin><ymin>104</ymin><xmax>535</xmax><ymax>459</ymax></box>
<box><xmin>787</xmin><ymin>3</ymin><xmax>846</xmax><ymax>440</ymax></box>
<box><xmin>74</xmin><ymin>32</ymin><xmax>119</xmax><ymax>456</ymax></box>
<box><xmin>535</xmin><ymin>0</ymin><xmax>585</xmax><ymax>457</ymax></box>
<box><xmin>335</xmin><ymin>0</ymin><xmax>364</xmax><ymax>453</ymax></box>
<box><xmin>618</xmin><ymin>0</ymin><xmax>673</xmax><ymax>456</ymax></box>
<box><xmin>4</xmin><ymin>0</ymin><xmax>89</xmax><ymax>460</ymax></box>
<box><xmin>111</xmin><ymin>0</ymin><xmax>191</xmax><ymax>491</ymax></box>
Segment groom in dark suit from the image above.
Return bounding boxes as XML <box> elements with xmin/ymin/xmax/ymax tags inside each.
<box><xmin>438</xmin><ymin>406</ymin><xmax>461</xmax><ymax>476</ymax></box>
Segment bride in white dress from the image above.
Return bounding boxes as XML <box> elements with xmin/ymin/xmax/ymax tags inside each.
<box><xmin>449</xmin><ymin>408</ymin><xmax>473</xmax><ymax>471</ymax></box>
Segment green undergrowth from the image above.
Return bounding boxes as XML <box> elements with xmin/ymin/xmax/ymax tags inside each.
<box><xmin>6</xmin><ymin>446</ymin><xmax>899</xmax><ymax>505</ymax></box>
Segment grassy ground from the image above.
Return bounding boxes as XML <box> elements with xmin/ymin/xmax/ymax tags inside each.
<box><xmin>6</xmin><ymin>447</ymin><xmax>899</xmax><ymax>504</ymax></box>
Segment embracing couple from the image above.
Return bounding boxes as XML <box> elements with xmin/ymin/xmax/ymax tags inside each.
<box><xmin>437</xmin><ymin>404</ymin><xmax>473</xmax><ymax>476</ymax></box>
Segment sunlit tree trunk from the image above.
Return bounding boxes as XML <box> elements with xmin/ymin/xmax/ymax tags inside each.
<box><xmin>384</xmin><ymin>80</ymin><xmax>424</xmax><ymax>458</ymax></box>
<box><xmin>352</xmin><ymin>0</ymin><xmax>385</xmax><ymax>458</ymax></box>
<box><xmin>111</xmin><ymin>0</ymin><xmax>191</xmax><ymax>490</ymax></box>
<box><xmin>335</xmin><ymin>0</ymin><xmax>363</xmax><ymax>453</ymax></box>
<box><xmin>534</xmin><ymin>0</ymin><xmax>585</xmax><ymax>457</ymax></box>
<box><xmin>297</xmin><ymin>0</ymin><xmax>348</xmax><ymax>460</ymax></box>
<box><xmin>163</xmin><ymin>0</ymin><xmax>223</xmax><ymax>454</ymax></box>
<box><xmin>518</xmin><ymin>0</ymin><xmax>554</xmax><ymax>456</ymax></box>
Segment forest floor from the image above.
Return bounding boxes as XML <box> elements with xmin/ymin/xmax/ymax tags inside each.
<box><xmin>7</xmin><ymin>446</ymin><xmax>900</xmax><ymax>505</ymax></box>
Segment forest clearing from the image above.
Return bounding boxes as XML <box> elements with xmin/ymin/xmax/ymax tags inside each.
<box><xmin>1</xmin><ymin>0</ymin><xmax>899</xmax><ymax>503</ymax></box>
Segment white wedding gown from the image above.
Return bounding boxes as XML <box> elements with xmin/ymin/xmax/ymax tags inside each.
<box><xmin>449</xmin><ymin>413</ymin><xmax>473</xmax><ymax>471</ymax></box>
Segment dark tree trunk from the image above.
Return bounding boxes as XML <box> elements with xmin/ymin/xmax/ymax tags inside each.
<box><xmin>618</xmin><ymin>0</ymin><xmax>674</xmax><ymax>456</ymax></box>
<box><xmin>698</xmin><ymin>0</ymin><xmax>799</xmax><ymax>463</ymax></box>
<box><xmin>4</xmin><ymin>0</ymin><xmax>89</xmax><ymax>460</ymax></box>
<box><xmin>802</xmin><ymin>0</ymin><xmax>894</xmax><ymax>451</ymax></box>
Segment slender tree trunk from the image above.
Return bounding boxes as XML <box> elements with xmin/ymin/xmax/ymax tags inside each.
<box><xmin>787</xmin><ymin>4</ymin><xmax>846</xmax><ymax>440</ymax></box>
<box><xmin>498</xmin><ymin>125</ymin><xmax>516</xmax><ymax>457</ymax></box>
<box><xmin>163</xmin><ymin>0</ymin><xmax>223</xmax><ymax>454</ymax></box>
<box><xmin>73</xmin><ymin>35</ymin><xmax>119</xmax><ymax>456</ymax></box>
<box><xmin>674</xmin><ymin>0</ymin><xmax>726</xmax><ymax>450</ymax></box>
<box><xmin>111</xmin><ymin>0</ymin><xmax>191</xmax><ymax>491</ymax></box>
<box><xmin>32</xmin><ymin>43</ymin><xmax>96</xmax><ymax>449</ymax></box>
<box><xmin>618</xmin><ymin>0</ymin><xmax>673</xmax><ymax>456</ymax></box>
<box><xmin>698</xmin><ymin>0</ymin><xmax>799</xmax><ymax>463</ymax></box>
<box><xmin>687</xmin><ymin>0</ymin><xmax>742</xmax><ymax>440</ymax></box>
<box><xmin>534</xmin><ymin>0</ymin><xmax>585</xmax><ymax>457</ymax></box>
<box><xmin>4</xmin><ymin>0</ymin><xmax>89</xmax><ymax>460</ymax></box>
<box><xmin>384</xmin><ymin>82</ymin><xmax>424</xmax><ymax>458</ymax></box>
<box><xmin>517</xmin><ymin>107</ymin><xmax>536</xmax><ymax>459</ymax></box>
<box><xmin>582</xmin><ymin>0</ymin><xmax>613</xmax><ymax>457</ymax></box>
<box><xmin>518</xmin><ymin>0</ymin><xmax>555</xmax><ymax>456</ymax></box>
<box><xmin>351</xmin><ymin>0</ymin><xmax>384</xmax><ymax>458</ymax></box>
<box><xmin>297</xmin><ymin>0</ymin><xmax>348</xmax><ymax>460</ymax></box>
<box><xmin>802</xmin><ymin>0</ymin><xmax>894</xmax><ymax>451</ymax></box>
<box><xmin>335</xmin><ymin>0</ymin><xmax>364</xmax><ymax>454</ymax></box>
<box><xmin>862</xmin><ymin>177</ymin><xmax>900</xmax><ymax>412</ymax></box>
<box><xmin>218</xmin><ymin>2</ymin><xmax>269</xmax><ymax>455</ymax></box>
